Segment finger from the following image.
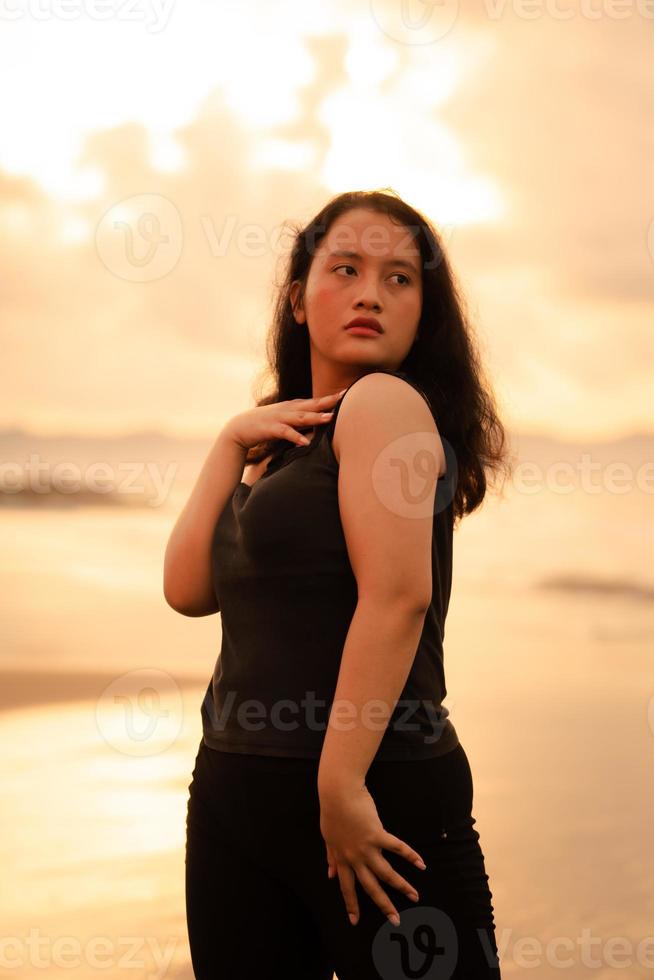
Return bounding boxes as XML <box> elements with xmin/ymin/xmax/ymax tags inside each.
<box><xmin>382</xmin><ymin>832</ymin><xmax>428</xmax><ymax>871</ymax></box>
<box><xmin>326</xmin><ymin>845</ymin><xmax>337</xmax><ymax>879</ymax></box>
<box><xmin>275</xmin><ymin>423</ymin><xmax>318</xmax><ymax>446</ymax></box>
<box><xmin>336</xmin><ymin>863</ymin><xmax>360</xmax><ymax>926</ymax></box>
<box><xmin>355</xmin><ymin>863</ymin><xmax>401</xmax><ymax>927</ymax></box>
<box><xmin>369</xmin><ymin>854</ymin><xmax>420</xmax><ymax>903</ymax></box>
<box><xmin>290</xmin><ymin>413</ymin><xmax>337</xmax><ymax>437</ymax></box>
<box><xmin>301</xmin><ymin>410</ymin><xmax>339</xmax><ymax>423</ymax></box>
<box><xmin>277</xmin><ymin>409</ymin><xmax>339</xmax><ymax>445</ymax></box>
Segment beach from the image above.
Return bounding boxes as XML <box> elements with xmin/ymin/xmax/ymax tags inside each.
<box><xmin>1</xmin><ymin>446</ymin><xmax>653</xmax><ymax>978</ymax></box>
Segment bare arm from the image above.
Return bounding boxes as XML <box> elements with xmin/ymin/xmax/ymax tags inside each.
<box><xmin>163</xmin><ymin>429</ymin><xmax>247</xmax><ymax>617</ymax></box>
<box><xmin>316</xmin><ymin>372</ymin><xmax>446</xmax><ymax>927</ymax></box>
<box><xmin>163</xmin><ymin>389</ymin><xmax>347</xmax><ymax>618</ymax></box>
<box><xmin>318</xmin><ymin>597</ymin><xmax>428</xmax><ymax>793</ymax></box>
<box><xmin>318</xmin><ymin>372</ymin><xmax>445</xmax><ymax>793</ymax></box>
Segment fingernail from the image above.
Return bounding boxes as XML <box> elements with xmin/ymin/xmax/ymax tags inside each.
<box><xmin>414</xmin><ymin>859</ymin><xmax>427</xmax><ymax>870</ymax></box>
<box><xmin>388</xmin><ymin>913</ymin><xmax>401</xmax><ymax>927</ymax></box>
<box><xmin>349</xmin><ymin>913</ymin><xmax>358</xmax><ymax>926</ymax></box>
<box><xmin>409</xmin><ymin>893</ymin><xmax>419</xmax><ymax>902</ymax></box>
<box><xmin>338</xmin><ymin>388</ymin><xmax>347</xmax><ymax>395</ymax></box>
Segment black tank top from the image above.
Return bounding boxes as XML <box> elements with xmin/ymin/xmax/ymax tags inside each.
<box><xmin>201</xmin><ymin>369</ymin><xmax>460</xmax><ymax>760</ymax></box>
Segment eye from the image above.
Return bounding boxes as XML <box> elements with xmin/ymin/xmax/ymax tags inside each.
<box><xmin>333</xmin><ymin>265</ymin><xmax>412</xmax><ymax>286</ymax></box>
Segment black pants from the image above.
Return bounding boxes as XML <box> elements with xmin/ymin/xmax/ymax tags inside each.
<box><xmin>185</xmin><ymin>738</ymin><xmax>501</xmax><ymax>979</ymax></box>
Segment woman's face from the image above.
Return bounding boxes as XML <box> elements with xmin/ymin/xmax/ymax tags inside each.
<box><xmin>290</xmin><ymin>207</ymin><xmax>423</xmax><ymax>374</ymax></box>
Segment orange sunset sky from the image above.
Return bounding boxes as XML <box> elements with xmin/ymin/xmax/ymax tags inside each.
<box><xmin>1</xmin><ymin>0</ymin><xmax>652</xmax><ymax>440</ymax></box>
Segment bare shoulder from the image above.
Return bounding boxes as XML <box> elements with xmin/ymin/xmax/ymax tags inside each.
<box><xmin>332</xmin><ymin>371</ymin><xmax>445</xmax><ymax>477</ymax></box>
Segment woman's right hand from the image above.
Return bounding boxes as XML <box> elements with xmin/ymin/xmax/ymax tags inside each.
<box><xmin>223</xmin><ymin>388</ymin><xmax>348</xmax><ymax>452</ymax></box>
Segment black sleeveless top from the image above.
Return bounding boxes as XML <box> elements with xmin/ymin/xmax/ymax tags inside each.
<box><xmin>201</xmin><ymin>369</ymin><xmax>460</xmax><ymax>761</ymax></box>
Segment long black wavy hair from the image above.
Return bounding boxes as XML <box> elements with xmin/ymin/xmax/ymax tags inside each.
<box><xmin>246</xmin><ymin>188</ymin><xmax>513</xmax><ymax>525</ymax></box>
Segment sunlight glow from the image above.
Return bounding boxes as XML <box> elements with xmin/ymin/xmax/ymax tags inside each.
<box><xmin>318</xmin><ymin>85</ymin><xmax>503</xmax><ymax>226</ymax></box>
<box><xmin>315</xmin><ymin>28</ymin><xmax>502</xmax><ymax>227</ymax></box>
<box><xmin>149</xmin><ymin>130</ymin><xmax>187</xmax><ymax>174</ymax></box>
<box><xmin>345</xmin><ymin>33</ymin><xmax>399</xmax><ymax>86</ymax></box>
<box><xmin>58</xmin><ymin>215</ymin><xmax>93</xmax><ymax>245</ymax></box>
<box><xmin>55</xmin><ymin>166</ymin><xmax>105</xmax><ymax>203</ymax></box>
<box><xmin>250</xmin><ymin>138</ymin><xmax>317</xmax><ymax>172</ymax></box>
<box><xmin>1</xmin><ymin>203</ymin><xmax>32</xmax><ymax>236</ymax></box>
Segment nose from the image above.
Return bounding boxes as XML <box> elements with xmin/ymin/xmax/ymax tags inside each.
<box><xmin>354</xmin><ymin>276</ymin><xmax>382</xmax><ymax>312</ymax></box>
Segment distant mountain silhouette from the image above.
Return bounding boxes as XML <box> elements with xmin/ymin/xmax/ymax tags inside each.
<box><xmin>1</xmin><ymin>426</ymin><xmax>651</xmax><ymax>506</ymax></box>
<box><xmin>537</xmin><ymin>573</ymin><xmax>654</xmax><ymax>602</ymax></box>
<box><xmin>0</xmin><ymin>667</ymin><xmax>206</xmax><ymax>711</ymax></box>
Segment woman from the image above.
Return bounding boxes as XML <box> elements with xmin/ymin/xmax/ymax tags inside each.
<box><xmin>165</xmin><ymin>189</ymin><xmax>511</xmax><ymax>979</ymax></box>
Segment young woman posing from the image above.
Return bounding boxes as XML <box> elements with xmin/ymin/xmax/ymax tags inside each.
<box><xmin>165</xmin><ymin>188</ymin><xmax>511</xmax><ymax>979</ymax></box>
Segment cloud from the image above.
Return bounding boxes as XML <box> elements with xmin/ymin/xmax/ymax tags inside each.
<box><xmin>0</xmin><ymin>10</ymin><xmax>651</xmax><ymax>439</ymax></box>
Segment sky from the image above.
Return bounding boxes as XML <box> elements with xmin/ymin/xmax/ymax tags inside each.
<box><xmin>1</xmin><ymin>0</ymin><xmax>653</xmax><ymax>440</ymax></box>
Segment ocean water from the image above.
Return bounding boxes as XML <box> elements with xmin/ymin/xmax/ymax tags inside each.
<box><xmin>1</xmin><ymin>461</ymin><xmax>652</xmax><ymax>978</ymax></box>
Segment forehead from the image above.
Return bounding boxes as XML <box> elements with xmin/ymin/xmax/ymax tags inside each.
<box><xmin>315</xmin><ymin>208</ymin><xmax>422</xmax><ymax>271</ymax></box>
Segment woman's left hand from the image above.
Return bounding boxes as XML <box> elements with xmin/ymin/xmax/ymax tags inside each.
<box><xmin>319</xmin><ymin>782</ymin><xmax>426</xmax><ymax>927</ymax></box>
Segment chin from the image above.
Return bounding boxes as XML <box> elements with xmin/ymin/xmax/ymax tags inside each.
<box><xmin>332</xmin><ymin>344</ymin><xmax>388</xmax><ymax>366</ymax></box>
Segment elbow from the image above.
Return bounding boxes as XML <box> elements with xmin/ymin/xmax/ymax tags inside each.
<box><xmin>400</xmin><ymin>595</ymin><xmax>431</xmax><ymax>618</ymax></box>
<box><xmin>163</xmin><ymin>588</ymin><xmax>190</xmax><ymax>616</ymax></box>
<box><xmin>162</xmin><ymin>566</ymin><xmax>186</xmax><ymax>614</ymax></box>
<box><xmin>358</xmin><ymin>590</ymin><xmax>431</xmax><ymax>619</ymax></box>
<box><xmin>163</xmin><ymin>583</ymin><xmax>192</xmax><ymax>616</ymax></box>
<box><xmin>163</xmin><ymin>590</ymin><xmax>219</xmax><ymax>617</ymax></box>
<box><xmin>163</xmin><ymin>547</ymin><xmax>219</xmax><ymax>617</ymax></box>
<box><xmin>163</xmin><ymin>575</ymin><xmax>219</xmax><ymax>618</ymax></box>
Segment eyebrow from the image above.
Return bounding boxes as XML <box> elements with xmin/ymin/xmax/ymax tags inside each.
<box><xmin>325</xmin><ymin>249</ymin><xmax>421</xmax><ymax>274</ymax></box>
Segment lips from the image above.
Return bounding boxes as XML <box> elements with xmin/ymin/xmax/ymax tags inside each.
<box><xmin>345</xmin><ymin>317</ymin><xmax>383</xmax><ymax>333</ymax></box>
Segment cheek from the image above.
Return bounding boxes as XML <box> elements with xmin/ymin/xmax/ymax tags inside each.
<box><xmin>313</xmin><ymin>283</ymin><xmax>337</xmax><ymax>305</ymax></box>
<box><xmin>403</xmin><ymin>290</ymin><xmax>422</xmax><ymax>322</ymax></box>
<box><xmin>309</xmin><ymin>284</ymin><xmax>341</xmax><ymax>322</ymax></box>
